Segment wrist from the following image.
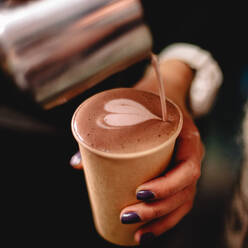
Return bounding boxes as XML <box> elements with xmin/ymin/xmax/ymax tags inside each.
<box><xmin>159</xmin><ymin>59</ymin><xmax>194</xmax><ymax>116</ymax></box>
<box><xmin>134</xmin><ymin>59</ymin><xmax>194</xmax><ymax>117</ymax></box>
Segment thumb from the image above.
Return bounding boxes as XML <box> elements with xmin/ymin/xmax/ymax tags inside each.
<box><xmin>70</xmin><ymin>151</ymin><xmax>83</xmax><ymax>170</ymax></box>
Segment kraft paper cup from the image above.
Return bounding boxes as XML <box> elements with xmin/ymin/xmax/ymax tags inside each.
<box><xmin>71</xmin><ymin>92</ymin><xmax>183</xmax><ymax>246</ymax></box>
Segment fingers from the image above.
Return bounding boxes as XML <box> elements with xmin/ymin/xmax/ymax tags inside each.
<box><xmin>134</xmin><ymin>199</ymin><xmax>194</xmax><ymax>244</ymax></box>
<box><xmin>136</xmin><ymin>117</ymin><xmax>203</xmax><ymax>201</ymax></box>
<box><xmin>121</xmin><ymin>116</ymin><xmax>203</xmax><ymax>244</ymax></box>
<box><xmin>70</xmin><ymin>151</ymin><xmax>83</xmax><ymax>170</ymax></box>
<box><xmin>136</xmin><ymin>158</ymin><xmax>200</xmax><ymax>201</ymax></box>
<box><xmin>120</xmin><ymin>184</ymin><xmax>196</xmax><ymax>224</ymax></box>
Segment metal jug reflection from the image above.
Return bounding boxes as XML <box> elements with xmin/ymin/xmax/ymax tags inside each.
<box><xmin>0</xmin><ymin>0</ymin><xmax>152</xmax><ymax>109</ymax></box>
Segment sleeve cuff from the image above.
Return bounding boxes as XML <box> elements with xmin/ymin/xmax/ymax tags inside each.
<box><xmin>158</xmin><ymin>43</ymin><xmax>223</xmax><ymax>118</ymax></box>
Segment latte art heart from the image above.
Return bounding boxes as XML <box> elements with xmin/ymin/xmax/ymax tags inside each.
<box><xmin>101</xmin><ymin>98</ymin><xmax>161</xmax><ymax>128</ymax></box>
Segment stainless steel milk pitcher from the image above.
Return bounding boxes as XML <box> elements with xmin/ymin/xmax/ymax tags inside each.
<box><xmin>0</xmin><ymin>0</ymin><xmax>152</xmax><ymax>109</ymax></box>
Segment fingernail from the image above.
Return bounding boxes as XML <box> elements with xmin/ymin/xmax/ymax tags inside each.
<box><xmin>137</xmin><ymin>190</ymin><xmax>155</xmax><ymax>201</ymax></box>
<box><xmin>70</xmin><ymin>151</ymin><xmax>81</xmax><ymax>167</ymax></box>
<box><xmin>121</xmin><ymin>212</ymin><xmax>141</xmax><ymax>224</ymax></box>
<box><xmin>140</xmin><ymin>232</ymin><xmax>155</xmax><ymax>245</ymax></box>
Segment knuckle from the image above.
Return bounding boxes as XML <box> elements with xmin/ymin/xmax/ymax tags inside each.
<box><xmin>163</xmin><ymin>200</ymin><xmax>195</xmax><ymax>233</ymax></box>
<box><xmin>184</xmin><ymin>186</ymin><xmax>194</xmax><ymax>200</ymax></box>
<box><xmin>166</xmin><ymin>217</ymin><xmax>178</xmax><ymax>231</ymax></box>
<box><xmin>190</xmin><ymin>161</ymin><xmax>201</xmax><ymax>181</ymax></box>
<box><xmin>165</xmin><ymin>187</ymin><xmax>177</xmax><ymax>197</ymax></box>
<box><xmin>149</xmin><ymin>206</ymin><xmax>163</xmax><ymax>220</ymax></box>
<box><xmin>185</xmin><ymin>200</ymin><xmax>194</xmax><ymax>213</ymax></box>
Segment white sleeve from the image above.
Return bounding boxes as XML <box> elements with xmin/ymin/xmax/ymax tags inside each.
<box><xmin>158</xmin><ymin>43</ymin><xmax>223</xmax><ymax>118</ymax></box>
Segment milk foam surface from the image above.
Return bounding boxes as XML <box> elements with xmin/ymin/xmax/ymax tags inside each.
<box><xmin>73</xmin><ymin>88</ymin><xmax>180</xmax><ymax>153</ymax></box>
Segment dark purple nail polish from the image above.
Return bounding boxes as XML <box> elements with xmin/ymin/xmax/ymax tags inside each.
<box><xmin>121</xmin><ymin>212</ymin><xmax>141</xmax><ymax>224</ymax></box>
<box><xmin>137</xmin><ymin>190</ymin><xmax>155</xmax><ymax>201</ymax></box>
<box><xmin>140</xmin><ymin>232</ymin><xmax>155</xmax><ymax>246</ymax></box>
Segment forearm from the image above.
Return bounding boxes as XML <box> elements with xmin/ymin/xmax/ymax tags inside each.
<box><xmin>134</xmin><ymin>59</ymin><xmax>194</xmax><ymax>117</ymax></box>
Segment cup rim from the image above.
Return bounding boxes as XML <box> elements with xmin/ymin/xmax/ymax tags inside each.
<box><xmin>71</xmin><ymin>89</ymin><xmax>183</xmax><ymax>159</ymax></box>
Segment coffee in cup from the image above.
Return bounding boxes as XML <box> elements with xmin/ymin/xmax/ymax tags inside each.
<box><xmin>71</xmin><ymin>88</ymin><xmax>183</xmax><ymax>246</ymax></box>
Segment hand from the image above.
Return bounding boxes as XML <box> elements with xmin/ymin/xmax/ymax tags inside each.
<box><xmin>120</xmin><ymin>58</ymin><xmax>205</xmax><ymax>245</ymax></box>
<box><xmin>70</xmin><ymin>115</ymin><xmax>204</xmax><ymax>245</ymax></box>
<box><xmin>119</xmin><ymin>114</ymin><xmax>204</xmax><ymax>244</ymax></box>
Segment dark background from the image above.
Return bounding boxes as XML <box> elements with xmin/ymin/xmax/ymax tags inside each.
<box><xmin>1</xmin><ymin>2</ymin><xmax>247</xmax><ymax>247</ymax></box>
